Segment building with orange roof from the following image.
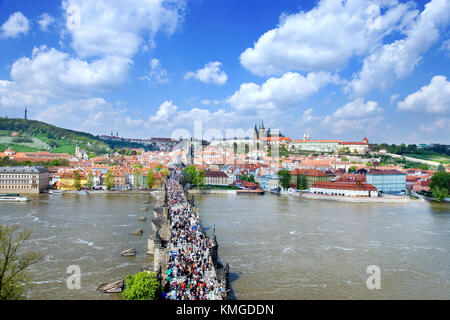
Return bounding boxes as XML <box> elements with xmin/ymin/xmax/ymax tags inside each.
<box><xmin>310</xmin><ymin>180</ymin><xmax>379</xmax><ymax>197</ymax></box>
<box><xmin>290</xmin><ymin>168</ymin><xmax>330</xmax><ymax>189</ymax></box>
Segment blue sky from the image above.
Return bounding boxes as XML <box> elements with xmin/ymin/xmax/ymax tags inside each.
<box><xmin>0</xmin><ymin>0</ymin><xmax>449</xmax><ymax>144</ymax></box>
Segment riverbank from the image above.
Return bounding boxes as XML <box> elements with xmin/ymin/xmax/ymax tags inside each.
<box><xmin>300</xmin><ymin>192</ymin><xmax>416</xmax><ymax>203</ymax></box>
<box><xmin>188</xmin><ymin>189</ymin><xmax>237</xmax><ymax>194</ymax></box>
<box><xmin>52</xmin><ymin>189</ymin><xmax>156</xmax><ymax>194</ymax></box>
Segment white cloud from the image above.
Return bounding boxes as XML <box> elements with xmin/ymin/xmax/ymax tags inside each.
<box><xmin>149</xmin><ymin>100</ymin><xmax>178</xmax><ymax>122</ymax></box>
<box><xmin>201</xmin><ymin>99</ymin><xmax>221</xmax><ymax>106</ymax></box>
<box><xmin>333</xmin><ymin>98</ymin><xmax>383</xmax><ymax>119</ymax></box>
<box><xmin>227</xmin><ymin>71</ymin><xmax>336</xmax><ymax>111</ymax></box>
<box><xmin>140</xmin><ymin>58</ymin><xmax>169</xmax><ymax>84</ymax></box>
<box><xmin>322</xmin><ymin>115</ymin><xmax>384</xmax><ymax>135</ymax></box>
<box><xmin>240</xmin><ymin>0</ymin><xmax>415</xmax><ymax>76</ymax></box>
<box><xmin>397</xmin><ymin>75</ymin><xmax>450</xmax><ymax>113</ymax></box>
<box><xmin>62</xmin><ymin>0</ymin><xmax>186</xmax><ymax>58</ymax></box>
<box><xmin>1</xmin><ymin>11</ymin><xmax>30</xmax><ymax>38</ymax></box>
<box><xmin>305</xmin><ymin>99</ymin><xmax>384</xmax><ymax>135</ymax></box>
<box><xmin>184</xmin><ymin>61</ymin><xmax>228</xmax><ymax>85</ymax></box>
<box><xmin>0</xmin><ymin>80</ymin><xmax>46</xmax><ymax>108</ymax></box>
<box><xmin>348</xmin><ymin>0</ymin><xmax>450</xmax><ymax>95</ymax></box>
<box><xmin>10</xmin><ymin>46</ymin><xmax>132</xmax><ymax>98</ymax></box>
<box><xmin>38</xmin><ymin>13</ymin><xmax>56</xmax><ymax>32</ymax></box>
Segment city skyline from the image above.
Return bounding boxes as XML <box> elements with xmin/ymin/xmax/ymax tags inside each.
<box><xmin>0</xmin><ymin>0</ymin><xmax>449</xmax><ymax>144</ymax></box>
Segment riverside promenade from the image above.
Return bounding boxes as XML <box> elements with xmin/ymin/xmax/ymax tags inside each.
<box><xmin>147</xmin><ymin>176</ymin><xmax>229</xmax><ymax>300</ymax></box>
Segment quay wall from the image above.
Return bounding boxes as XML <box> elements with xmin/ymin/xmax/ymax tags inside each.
<box><xmin>188</xmin><ymin>189</ymin><xmax>236</xmax><ymax>194</ymax></box>
<box><xmin>301</xmin><ymin>192</ymin><xmax>414</xmax><ymax>203</ymax></box>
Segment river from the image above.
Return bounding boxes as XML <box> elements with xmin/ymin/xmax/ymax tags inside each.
<box><xmin>0</xmin><ymin>193</ymin><xmax>448</xmax><ymax>299</ymax></box>
<box><xmin>195</xmin><ymin>194</ymin><xmax>450</xmax><ymax>300</ymax></box>
<box><xmin>0</xmin><ymin>193</ymin><xmax>154</xmax><ymax>300</ymax></box>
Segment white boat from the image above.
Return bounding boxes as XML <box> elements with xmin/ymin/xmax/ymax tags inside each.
<box><xmin>0</xmin><ymin>194</ymin><xmax>31</xmax><ymax>202</ymax></box>
<box><xmin>49</xmin><ymin>190</ymin><xmax>64</xmax><ymax>195</ymax></box>
<box><xmin>78</xmin><ymin>190</ymin><xmax>89</xmax><ymax>195</ymax></box>
<box><xmin>287</xmin><ymin>188</ymin><xmax>300</xmax><ymax>196</ymax></box>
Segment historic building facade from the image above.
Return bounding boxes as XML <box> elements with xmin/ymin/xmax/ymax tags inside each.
<box><xmin>0</xmin><ymin>166</ymin><xmax>49</xmax><ymax>194</ymax></box>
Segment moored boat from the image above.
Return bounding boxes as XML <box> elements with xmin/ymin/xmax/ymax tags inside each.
<box><xmin>0</xmin><ymin>193</ymin><xmax>31</xmax><ymax>202</ymax></box>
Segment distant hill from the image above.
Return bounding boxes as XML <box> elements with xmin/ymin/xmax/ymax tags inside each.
<box><xmin>0</xmin><ymin>117</ymin><xmax>111</xmax><ymax>156</ymax></box>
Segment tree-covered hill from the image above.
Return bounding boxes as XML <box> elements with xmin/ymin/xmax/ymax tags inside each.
<box><xmin>0</xmin><ymin>117</ymin><xmax>111</xmax><ymax>156</ymax></box>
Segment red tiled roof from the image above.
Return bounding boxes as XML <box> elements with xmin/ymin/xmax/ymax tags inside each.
<box><xmin>368</xmin><ymin>169</ymin><xmax>405</xmax><ymax>175</ymax></box>
<box><xmin>311</xmin><ymin>181</ymin><xmax>377</xmax><ymax>191</ymax></box>
<box><xmin>205</xmin><ymin>171</ymin><xmax>228</xmax><ymax>178</ymax></box>
<box><xmin>291</xmin><ymin>140</ymin><xmax>340</xmax><ymax>143</ymax></box>
<box><xmin>290</xmin><ymin>168</ymin><xmax>327</xmax><ymax>177</ymax></box>
<box><xmin>338</xmin><ymin>142</ymin><xmax>368</xmax><ymax>145</ymax></box>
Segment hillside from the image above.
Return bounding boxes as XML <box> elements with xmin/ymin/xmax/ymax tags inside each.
<box><xmin>0</xmin><ymin>117</ymin><xmax>111</xmax><ymax>156</ymax></box>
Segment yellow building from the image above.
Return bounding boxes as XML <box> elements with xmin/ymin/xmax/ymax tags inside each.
<box><xmin>56</xmin><ymin>172</ymin><xmax>87</xmax><ymax>190</ymax></box>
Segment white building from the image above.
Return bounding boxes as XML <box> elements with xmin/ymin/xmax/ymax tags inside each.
<box><xmin>309</xmin><ymin>181</ymin><xmax>378</xmax><ymax>197</ymax></box>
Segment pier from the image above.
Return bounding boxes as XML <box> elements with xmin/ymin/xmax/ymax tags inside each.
<box><xmin>147</xmin><ymin>177</ymin><xmax>229</xmax><ymax>300</ymax></box>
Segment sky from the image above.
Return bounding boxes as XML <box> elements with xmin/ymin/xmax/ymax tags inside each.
<box><xmin>0</xmin><ymin>0</ymin><xmax>449</xmax><ymax>144</ymax></box>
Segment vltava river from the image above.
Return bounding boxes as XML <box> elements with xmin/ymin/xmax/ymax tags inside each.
<box><xmin>0</xmin><ymin>193</ymin><xmax>153</xmax><ymax>300</ymax></box>
<box><xmin>195</xmin><ymin>194</ymin><xmax>449</xmax><ymax>299</ymax></box>
<box><xmin>0</xmin><ymin>193</ymin><xmax>448</xmax><ymax>299</ymax></box>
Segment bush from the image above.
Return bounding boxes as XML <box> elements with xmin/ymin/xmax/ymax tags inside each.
<box><xmin>122</xmin><ymin>272</ymin><xmax>162</xmax><ymax>300</ymax></box>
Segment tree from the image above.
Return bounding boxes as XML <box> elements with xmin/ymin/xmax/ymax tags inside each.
<box><xmin>146</xmin><ymin>169</ymin><xmax>154</xmax><ymax>189</ymax></box>
<box><xmin>348</xmin><ymin>166</ymin><xmax>358</xmax><ymax>173</ymax></box>
<box><xmin>233</xmin><ymin>142</ymin><xmax>238</xmax><ymax>154</ymax></box>
<box><xmin>73</xmin><ymin>170</ymin><xmax>81</xmax><ymax>190</ymax></box>
<box><xmin>296</xmin><ymin>175</ymin><xmax>308</xmax><ymax>190</ymax></box>
<box><xmin>155</xmin><ymin>164</ymin><xmax>163</xmax><ymax>172</ymax></box>
<box><xmin>105</xmin><ymin>170</ymin><xmax>115</xmax><ymax>190</ymax></box>
<box><xmin>248</xmin><ymin>174</ymin><xmax>255</xmax><ymax>183</ymax></box>
<box><xmin>0</xmin><ymin>225</ymin><xmax>44</xmax><ymax>300</ymax></box>
<box><xmin>437</xmin><ymin>163</ymin><xmax>445</xmax><ymax>172</ymax></box>
<box><xmin>196</xmin><ymin>170</ymin><xmax>205</xmax><ymax>189</ymax></box>
<box><xmin>86</xmin><ymin>173</ymin><xmax>94</xmax><ymax>190</ymax></box>
<box><xmin>429</xmin><ymin>171</ymin><xmax>450</xmax><ymax>193</ymax></box>
<box><xmin>431</xmin><ymin>187</ymin><xmax>448</xmax><ymax>203</ymax></box>
<box><xmin>182</xmin><ymin>165</ymin><xmax>196</xmax><ymax>186</ymax></box>
<box><xmin>122</xmin><ymin>272</ymin><xmax>162</xmax><ymax>300</ymax></box>
<box><xmin>134</xmin><ymin>169</ymin><xmax>143</xmax><ymax>189</ymax></box>
<box><xmin>277</xmin><ymin>169</ymin><xmax>291</xmax><ymax>190</ymax></box>
<box><xmin>240</xmin><ymin>174</ymin><xmax>248</xmax><ymax>181</ymax></box>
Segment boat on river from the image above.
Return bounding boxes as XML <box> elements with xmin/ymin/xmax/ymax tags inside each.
<box><xmin>49</xmin><ymin>190</ymin><xmax>64</xmax><ymax>195</ymax></box>
<box><xmin>0</xmin><ymin>193</ymin><xmax>31</xmax><ymax>202</ymax></box>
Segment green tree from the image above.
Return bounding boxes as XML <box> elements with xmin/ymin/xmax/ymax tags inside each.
<box><xmin>296</xmin><ymin>175</ymin><xmax>308</xmax><ymax>190</ymax></box>
<box><xmin>196</xmin><ymin>170</ymin><xmax>205</xmax><ymax>189</ymax></box>
<box><xmin>240</xmin><ymin>174</ymin><xmax>248</xmax><ymax>181</ymax></box>
<box><xmin>348</xmin><ymin>166</ymin><xmax>358</xmax><ymax>173</ymax></box>
<box><xmin>277</xmin><ymin>169</ymin><xmax>291</xmax><ymax>190</ymax></box>
<box><xmin>431</xmin><ymin>187</ymin><xmax>449</xmax><ymax>203</ymax></box>
<box><xmin>155</xmin><ymin>164</ymin><xmax>163</xmax><ymax>172</ymax></box>
<box><xmin>182</xmin><ymin>165</ymin><xmax>197</xmax><ymax>186</ymax></box>
<box><xmin>105</xmin><ymin>170</ymin><xmax>115</xmax><ymax>190</ymax></box>
<box><xmin>233</xmin><ymin>142</ymin><xmax>238</xmax><ymax>154</ymax></box>
<box><xmin>429</xmin><ymin>171</ymin><xmax>450</xmax><ymax>193</ymax></box>
<box><xmin>86</xmin><ymin>173</ymin><xmax>94</xmax><ymax>190</ymax></box>
<box><xmin>146</xmin><ymin>169</ymin><xmax>155</xmax><ymax>189</ymax></box>
<box><xmin>122</xmin><ymin>272</ymin><xmax>162</xmax><ymax>300</ymax></box>
<box><xmin>248</xmin><ymin>174</ymin><xmax>255</xmax><ymax>183</ymax></box>
<box><xmin>73</xmin><ymin>170</ymin><xmax>81</xmax><ymax>190</ymax></box>
<box><xmin>0</xmin><ymin>225</ymin><xmax>44</xmax><ymax>300</ymax></box>
<box><xmin>437</xmin><ymin>163</ymin><xmax>445</xmax><ymax>172</ymax></box>
<box><xmin>134</xmin><ymin>169</ymin><xmax>143</xmax><ymax>189</ymax></box>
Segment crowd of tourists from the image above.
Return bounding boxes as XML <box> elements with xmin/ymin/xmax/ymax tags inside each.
<box><xmin>163</xmin><ymin>177</ymin><xmax>221</xmax><ymax>300</ymax></box>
